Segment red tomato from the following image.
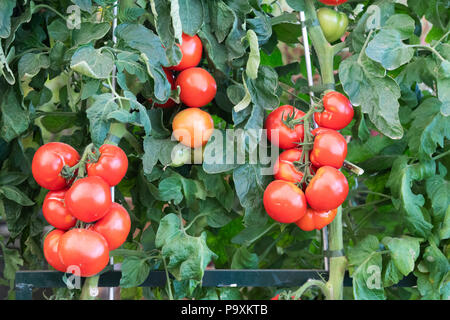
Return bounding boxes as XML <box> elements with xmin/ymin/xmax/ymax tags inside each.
<box><xmin>314</xmin><ymin>91</ymin><xmax>354</xmax><ymax>130</ymax></box>
<box><xmin>58</xmin><ymin>228</ymin><xmax>109</xmax><ymax>277</ymax></box>
<box><xmin>265</xmin><ymin>105</ymin><xmax>305</xmax><ymax>150</ymax></box>
<box><xmin>305</xmin><ymin>166</ymin><xmax>348</xmax><ymax>211</ymax></box>
<box><xmin>152</xmin><ymin>68</ymin><xmax>176</xmax><ymax>108</ymax></box>
<box><xmin>295</xmin><ymin>207</ymin><xmax>338</xmax><ymax>231</ymax></box>
<box><xmin>87</xmin><ymin>144</ymin><xmax>128</xmax><ymax>186</ymax></box>
<box><xmin>263</xmin><ymin>180</ymin><xmax>307</xmax><ymax>223</ymax></box>
<box><xmin>273</xmin><ymin>149</ymin><xmax>315</xmax><ymax>184</ymax></box>
<box><xmin>170</xmin><ymin>33</ymin><xmax>203</xmax><ymax>71</ymax></box>
<box><xmin>42</xmin><ymin>189</ymin><xmax>77</xmax><ymax>230</ymax></box>
<box><xmin>32</xmin><ymin>142</ymin><xmax>80</xmax><ymax>190</ymax></box>
<box><xmin>318</xmin><ymin>0</ymin><xmax>348</xmax><ymax>5</ymax></box>
<box><xmin>43</xmin><ymin>229</ymin><xmax>66</xmax><ymax>272</ymax></box>
<box><xmin>310</xmin><ymin>127</ymin><xmax>347</xmax><ymax>169</ymax></box>
<box><xmin>91</xmin><ymin>202</ymin><xmax>131</xmax><ymax>250</ymax></box>
<box><xmin>175</xmin><ymin>67</ymin><xmax>217</xmax><ymax>108</ymax></box>
<box><xmin>65</xmin><ymin>176</ymin><xmax>112</xmax><ymax>223</ymax></box>
<box><xmin>172</xmin><ymin>108</ymin><xmax>214</xmax><ymax>148</ymax></box>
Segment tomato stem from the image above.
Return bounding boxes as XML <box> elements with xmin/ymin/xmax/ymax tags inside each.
<box><xmin>80</xmin><ymin>275</ymin><xmax>100</xmax><ymax>300</ymax></box>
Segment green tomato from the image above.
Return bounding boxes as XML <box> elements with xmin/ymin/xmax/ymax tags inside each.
<box><xmin>317</xmin><ymin>7</ymin><xmax>349</xmax><ymax>43</ymax></box>
<box><xmin>170</xmin><ymin>144</ymin><xmax>192</xmax><ymax>167</ymax></box>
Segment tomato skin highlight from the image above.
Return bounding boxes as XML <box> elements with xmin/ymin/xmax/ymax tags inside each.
<box><xmin>42</xmin><ymin>189</ymin><xmax>77</xmax><ymax>230</ymax></box>
<box><xmin>58</xmin><ymin>228</ymin><xmax>110</xmax><ymax>278</ymax></box>
<box><xmin>172</xmin><ymin>108</ymin><xmax>214</xmax><ymax>148</ymax></box>
<box><xmin>43</xmin><ymin>229</ymin><xmax>67</xmax><ymax>273</ymax></box>
<box><xmin>176</xmin><ymin>67</ymin><xmax>217</xmax><ymax>108</ymax></box>
<box><xmin>170</xmin><ymin>33</ymin><xmax>203</xmax><ymax>71</ymax></box>
<box><xmin>265</xmin><ymin>105</ymin><xmax>305</xmax><ymax>150</ymax></box>
<box><xmin>310</xmin><ymin>127</ymin><xmax>347</xmax><ymax>169</ymax></box>
<box><xmin>314</xmin><ymin>91</ymin><xmax>354</xmax><ymax>130</ymax></box>
<box><xmin>92</xmin><ymin>202</ymin><xmax>131</xmax><ymax>250</ymax></box>
<box><xmin>263</xmin><ymin>180</ymin><xmax>307</xmax><ymax>223</ymax></box>
<box><xmin>295</xmin><ymin>207</ymin><xmax>338</xmax><ymax>231</ymax></box>
<box><xmin>317</xmin><ymin>8</ymin><xmax>349</xmax><ymax>43</ymax></box>
<box><xmin>87</xmin><ymin>144</ymin><xmax>128</xmax><ymax>187</ymax></box>
<box><xmin>65</xmin><ymin>176</ymin><xmax>112</xmax><ymax>223</ymax></box>
<box><xmin>305</xmin><ymin>166</ymin><xmax>349</xmax><ymax>211</ymax></box>
<box><xmin>32</xmin><ymin>142</ymin><xmax>80</xmax><ymax>190</ymax></box>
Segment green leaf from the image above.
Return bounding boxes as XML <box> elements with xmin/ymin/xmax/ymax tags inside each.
<box><xmin>0</xmin><ymin>42</ymin><xmax>15</xmax><ymax>84</ymax></box>
<box><xmin>0</xmin><ymin>185</ymin><xmax>34</xmax><ymax>206</ymax></box>
<box><xmin>414</xmin><ymin>243</ymin><xmax>450</xmax><ymax>300</ymax></box>
<box><xmin>70</xmin><ymin>45</ymin><xmax>114</xmax><ymax>79</ymax></box>
<box><xmin>386</xmin><ymin>156</ymin><xmax>435</xmax><ymax>238</ymax></box>
<box><xmin>246</xmin><ymin>65</ymin><xmax>279</xmax><ymax>110</ymax></box>
<box><xmin>156</xmin><ymin>214</ymin><xmax>217</xmax><ymax>282</ymax></box>
<box><xmin>339</xmin><ymin>54</ymin><xmax>403</xmax><ymax>139</ymax></box>
<box><xmin>438</xmin><ymin>61</ymin><xmax>450</xmax><ymax>116</ymax></box>
<box><xmin>426</xmin><ymin>164</ymin><xmax>450</xmax><ymax>222</ymax></box>
<box><xmin>347</xmin><ymin>235</ymin><xmax>385</xmax><ymax>300</ymax></box>
<box><xmin>72</xmin><ymin>22</ymin><xmax>111</xmax><ymax>46</ymax></box>
<box><xmin>0</xmin><ymin>0</ymin><xmax>15</xmax><ymax>39</ymax></box>
<box><xmin>231</xmin><ymin>246</ymin><xmax>258</xmax><ymax>269</ymax></box>
<box><xmin>158</xmin><ymin>176</ymin><xmax>184</xmax><ymax>205</ymax></box>
<box><xmin>71</xmin><ymin>0</ymin><xmax>92</xmax><ymax>13</ymax></box>
<box><xmin>245</xmin><ymin>29</ymin><xmax>260</xmax><ymax>80</ymax></box>
<box><xmin>178</xmin><ymin>0</ymin><xmax>203</xmax><ymax>36</ymax></box>
<box><xmin>0</xmin><ymin>172</ymin><xmax>28</xmax><ymax>186</ymax></box>
<box><xmin>406</xmin><ymin>98</ymin><xmax>450</xmax><ymax>161</ymax></box>
<box><xmin>0</xmin><ymin>87</ymin><xmax>29</xmax><ymax>142</ymax></box>
<box><xmin>47</xmin><ymin>19</ymin><xmax>70</xmax><ymax>42</ymax></box>
<box><xmin>210</xmin><ymin>0</ymin><xmax>234</xmax><ymax>43</ymax></box>
<box><xmin>115</xmin><ymin>23</ymin><xmax>171</xmax><ymax>101</ymax></box>
<box><xmin>119</xmin><ymin>256</ymin><xmax>151</xmax><ymax>288</ymax></box>
<box><xmin>382</xmin><ymin>236</ymin><xmax>421</xmax><ymax>276</ymax></box>
<box><xmin>86</xmin><ymin>93</ymin><xmax>119</xmax><ymax>146</ymax></box>
<box><xmin>440</xmin><ymin>206</ymin><xmax>450</xmax><ymax>240</ymax></box>
<box><xmin>18</xmin><ymin>53</ymin><xmax>50</xmax><ymax>80</ymax></box>
<box><xmin>40</xmin><ymin>113</ymin><xmax>78</xmax><ymax>134</ymax></box>
<box><xmin>0</xmin><ymin>242</ymin><xmax>23</xmax><ymax>281</ymax></box>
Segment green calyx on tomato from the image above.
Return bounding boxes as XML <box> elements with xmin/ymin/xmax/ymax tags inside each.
<box><xmin>317</xmin><ymin>7</ymin><xmax>348</xmax><ymax>43</ymax></box>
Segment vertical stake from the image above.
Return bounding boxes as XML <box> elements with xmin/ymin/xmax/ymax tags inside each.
<box><xmin>299</xmin><ymin>11</ymin><xmax>329</xmax><ymax>272</ymax></box>
<box><xmin>108</xmin><ymin>1</ymin><xmax>118</xmax><ymax>300</ymax></box>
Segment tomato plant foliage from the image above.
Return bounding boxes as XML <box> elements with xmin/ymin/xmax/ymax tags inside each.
<box><xmin>0</xmin><ymin>0</ymin><xmax>449</xmax><ymax>300</ymax></box>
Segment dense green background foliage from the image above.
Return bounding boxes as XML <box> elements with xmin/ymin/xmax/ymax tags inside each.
<box><xmin>0</xmin><ymin>0</ymin><xmax>448</xmax><ymax>300</ymax></box>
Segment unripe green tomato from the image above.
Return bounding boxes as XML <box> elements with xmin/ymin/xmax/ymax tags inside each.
<box><xmin>317</xmin><ymin>7</ymin><xmax>348</xmax><ymax>43</ymax></box>
<box><xmin>170</xmin><ymin>144</ymin><xmax>192</xmax><ymax>167</ymax></box>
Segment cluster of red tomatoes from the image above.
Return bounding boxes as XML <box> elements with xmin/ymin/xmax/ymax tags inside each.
<box><xmin>153</xmin><ymin>33</ymin><xmax>216</xmax><ymax>150</ymax></box>
<box><xmin>32</xmin><ymin>142</ymin><xmax>130</xmax><ymax>277</ymax></box>
<box><xmin>263</xmin><ymin>91</ymin><xmax>354</xmax><ymax>231</ymax></box>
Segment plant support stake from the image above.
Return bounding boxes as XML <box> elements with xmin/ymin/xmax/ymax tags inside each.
<box><xmin>300</xmin><ymin>10</ymin><xmax>329</xmax><ymax>272</ymax></box>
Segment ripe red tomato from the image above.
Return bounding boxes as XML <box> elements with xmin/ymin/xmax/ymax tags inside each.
<box><xmin>305</xmin><ymin>166</ymin><xmax>348</xmax><ymax>211</ymax></box>
<box><xmin>273</xmin><ymin>149</ymin><xmax>315</xmax><ymax>184</ymax></box>
<box><xmin>58</xmin><ymin>228</ymin><xmax>109</xmax><ymax>277</ymax></box>
<box><xmin>170</xmin><ymin>33</ymin><xmax>203</xmax><ymax>71</ymax></box>
<box><xmin>42</xmin><ymin>189</ymin><xmax>77</xmax><ymax>230</ymax></box>
<box><xmin>263</xmin><ymin>180</ymin><xmax>307</xmax><ymax>223</ymax></box>
<box><xmin>314</xmin><ymin>91</ymin><xmax>354</xmax><ymax>130</ymax></box>
<box><xmin>43</xmin><ymin>229</ymin><xmax>66</xmax><ymax>272</ymax></box>
<box><xmin>176</xmin><ymin>67</ymin><xmax>217</xmax><ymax>108</ymax></box>
<box><xmin>32</xmin><ymin>142</ymin><xmax>80</xmax><ymax>190</ymax></box>
<box><xmin>91</xmin><ymin>202</ymin><xmax>131</xmax><ymax>250</ymax></box>
<box><xmin>318</xmin><ymin>0</ymin><xmax>348</xmax><ymax>5</ymax></box>
<box><xmin>172</xmin><ymin>108</ymin><xmax>214</xmax><ymax>148</ymax></box>
<box><xmin>295</xmin><ymin>207</ymin><xmax>338</xmax><ymax>231</ymax></box>
<box><xmin>65</xmin><ymin>176</ymin><xmax>112</xmax><ymax>223</ymax></box>
<box><xmin>152</xmin><ymin>68</ymin><xmax>176</xmax><ymax>108</ymax></box>
<box><xmin>265</xmin><ymin>105</ymin><xmax>305</xmax><ymax>150</ymax></box>
<box><xmin>87</xmin><ymin>144</ymin><xmax>128</xmax><ymax>186</ymax></box>
<box><xmin>310</xmin><ymin>127</ymin><xmax>347</xmax><ymax>169</ymax></box>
